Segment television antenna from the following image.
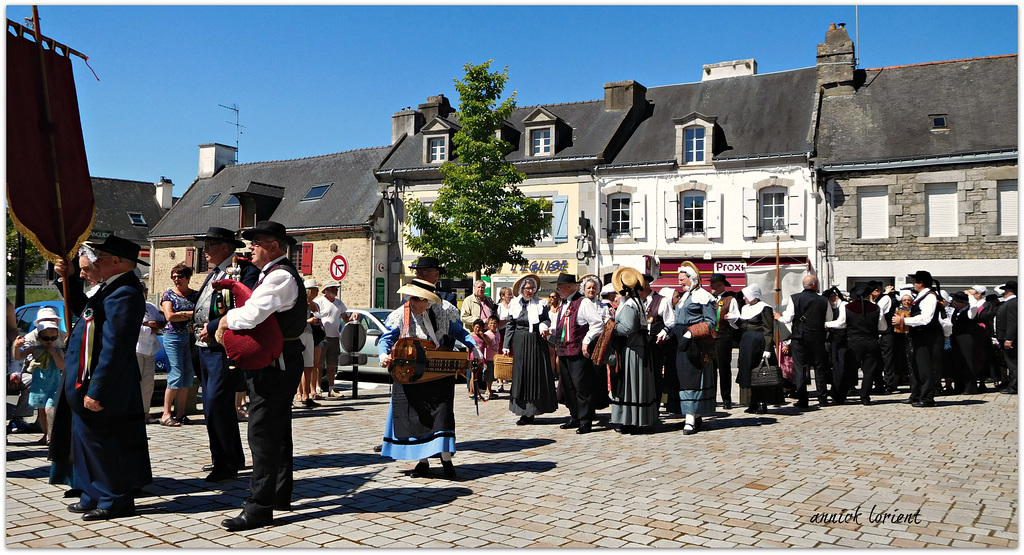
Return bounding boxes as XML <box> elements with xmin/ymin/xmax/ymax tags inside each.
<box><xmin>219</xmin><ymin>103</ymin><xmax>245</xmax><ymax>163</ymax></box>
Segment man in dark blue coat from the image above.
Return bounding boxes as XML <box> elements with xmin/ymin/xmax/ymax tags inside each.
<box><xmin>59</xmin><ymin>236</ymin><xmax>153</xmax><ymax>520</ymax></box>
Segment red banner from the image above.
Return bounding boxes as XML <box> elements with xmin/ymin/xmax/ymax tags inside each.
<box><xmin>7</xmin><ymin>29</ymin><xmax>94</xmax><ymax>263</ymax></box>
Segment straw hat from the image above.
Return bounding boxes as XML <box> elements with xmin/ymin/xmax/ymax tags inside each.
<box><xmin>611</xmin><ymin>267</ymin><xmax>645</xmax><ymax>295</ymax></box>
<box><xmin>678</xmin><ymin>261</ymin><xmax>701</xmax><ymax>284</ymax></box>
<box><xmin>513</xmin><ymin>273</ymin><xmax>541</xmax><ymax>297</ymax></box>
<box><xmin>397</xmin><ymin>278</ymin><xmax>442</xmax><ymax>305</ymax></box>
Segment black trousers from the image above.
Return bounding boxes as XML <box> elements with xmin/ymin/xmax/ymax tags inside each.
<box><xmin>242</xmin><ymin>342</ymin><xmax>304</xmax><ymax>516</ymax></box>
<box><xmin>952</xmin><ymin>333</ymin><xmax>980</xmax><ymax>392</ymax></box>
<box><xmin>649</xmin><ymin>340</ymin><xmax>668</xmax><ymax>402</ymax></box>
<box><xmin>829</xmin><ymin>336</ymin><xmax>848</xmax><ymax>396</ymax></box>
<box><xmin>845</xmin><ymin>337</ymin><xmax>881</xmax><ymax>402</ymax></box>
<box><xmin>559</xmin><ymin>354</ymin><xmax>597</xmax><ymax>424</ymax></box>
<box><xmin>908</xmin><ymin>329</ymin><xmax>943</xmax><ymax>404</ymax></box>
<box><xmin>1003</xmin><ymin>344</ymin><xmax>1017</xmax><ymax>391</ymax></box>
<box><xmin>790</xmin><ymin>335</ymin><xmax>828</xmax><ymax>403</ymax></box>
<box><xmin>713</xmin><ymin>335</ymin><xmax>734</xmax><ymax>404</ymax></box>
<box><xmin>199</xmin><ymin>346</ymin><xmax>246</xmax><ymax>472</ymax></box>
<box><xmin>878</xmin><ymin>333</ymin><xmax>897</xmax><ymax>390</ymax></box>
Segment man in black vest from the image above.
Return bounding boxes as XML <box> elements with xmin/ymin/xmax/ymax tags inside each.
<box><xmin>868</xmin><ymin>281</ymin><xmax>899</xmax><ymax>394</ymax></box>
<box><xmin>553</xmin><ymin>274</ymin><xmax>603</xmax><ymax>434</ymax></box>
<box><xmin>893</xmin><ymin>270</ymin><xmax>944</xmax><ymax>408</ymax></box>
<box><xmin>192</xmin><ymin>227</ymin><xmax>247</xmax><ymax>482</ymax></box>
<box><xmin>775</xmin><ymin>275</ymin><xmax>830</xmax><ymax>409</ymax></box>
<box><xmin>215</xmin><ymin>221</ymin><xmax>306</xmax><ymax>531</ymax></box>
<box><xmin>708</xmin><ymin>273</ymin><xmax>739</xmax><ymax>410</ymax></box>
<box><xmin>996</xmin><ymin>280</ymin><xmax>1017</xmax><ymax>395</ymax></box>
<box><xmin>844</xmin><ymin>286</ymin><xmax>886</xmax><ymax>405</ymax></box>
<box><xmin>824</xmin><ymin>286</ymin><xmax>850</xmax><ymax>401</ymax></box>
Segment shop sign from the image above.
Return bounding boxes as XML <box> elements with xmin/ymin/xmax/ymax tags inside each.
<box><xmin>714</xmin><ymin>261</ymin><xmax>746</xmax><ymax>274</ymax></box>
<box><xmin>507</xmin><ymin>260</ymin><xmax>571</xmax><ymax>274</ymax></box>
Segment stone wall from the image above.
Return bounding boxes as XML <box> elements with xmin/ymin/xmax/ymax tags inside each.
<box><xmin>828</xmin><ymin>162</ymin><xmax>1018</xmax><ymax>260</ymax></box>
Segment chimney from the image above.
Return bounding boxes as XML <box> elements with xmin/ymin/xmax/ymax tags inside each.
<box><xmin>603</xmin><ymin>80</ymin><xmax>647</xmax><ymax>111</ymax></box>
<box><xmin>197</xmin><ymin>143</ymin><xmax>237</xmax><ymax>178</ymax></box>
<box><xmin>417</xmin><ymin>94</ymin><xmax>454</xmax><ymax>123</ymax></box>
<box><xmin>817</xmin><ymin>23</ymin><xmax>856</xmax><ymax>96</ymax></box>
<box><xmin>391</xmin><ymin>108</ymin><xmax>423</xmax><ymax>145</ymax></box>
<box><xmin>702</xmin><ymin>59</ymin><xmax>757</xmax><ymax>81</ymax></box>
<box><xmin>155</xmin><ymin>176</ymin><xmax>174</xmax><ymax>210</ymax></box>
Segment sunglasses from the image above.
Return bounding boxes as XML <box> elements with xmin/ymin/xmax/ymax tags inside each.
<box><xmin>39</xmin><ymin>335</ymin><xmax>58</xmax><ymax>342</ymax></box>
<box><xmin>171</xmin><ymin>274</ymin><xmax>187</xmax><ymax>279</ymax></box>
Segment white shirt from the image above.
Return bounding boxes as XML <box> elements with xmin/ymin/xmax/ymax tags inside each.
<box><xmin>901</xmin><ymin>288</ymin><xmax>938</xmax><ymax>328</ymax></box>
<box><xmin>137</xmin><ymin>302</ymin><xmax>164</xmax><ymax>355</ymax></box>
<box><xmin>314</xmin><ymin>296</ymin><xmax>349</xmax><ymax>338</ymax></box>
<box><xmin>226</xmin><ymin>255</ymin><xmax>299</xmax><ymax>331</ymax></box>
<box><xmin>716</xmin><ymin>293</ymin><xmax>741</xmax><ymax>329</ymax></box>
<box><xmin>579</xmin><ymin>297</ymin><xmax>608</xmax><ymax>346</ymax></box>
<box><xmin>508</xmin><ymin>296</ymin><xmax>549</xmax><ymax>333</ymax></box>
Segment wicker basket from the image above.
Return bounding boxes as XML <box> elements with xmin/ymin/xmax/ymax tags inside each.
<box><xmin>493</xmin><ymin>354</ymin><xmax>514</xmax><ymax>381</ymax></box>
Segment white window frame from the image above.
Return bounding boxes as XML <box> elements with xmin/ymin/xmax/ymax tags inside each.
<box><xmin>427</xmin><ymin>136</ymin><xmax>447</xmax><ymax>164</ymax></box>
<box><xmin>998</xmin><ymin>180</ymin><xmax>1018</xmax><ymax>236</ymax></box>
<box><xmin>531</xmin><ymin>128</ymin><xmax>552</xmax><ymax>157</ymax></box>
<box><xmin>684</xmin><ymin>127</ymin><xmax>706</xmax><ymax>164</ymax></box>
<box><xmin>759</xmin><ymin>187</ymin><xmax>787</xmax><ymax>235</ymax></box>
<box><xmin>925</xmin><ymin>183</ymin><xmax>958</xmax><ymax>237</ymax></box>
<box><xmin>858</xmin><ymin>186</ymin><xmax>889</xmax><ymax>239</ymax></box>
<box><xmin>680</xmin><ymin>191</ymin><xmax>706</xmax><ymax>235</ymax></box>
<box><xmin>608</xmin><ymin>193</ymin><xmax>631</xmax><ymax>236</ymax></box>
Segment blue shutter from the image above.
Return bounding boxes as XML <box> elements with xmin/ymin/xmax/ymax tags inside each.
<box><xmin>552</xmin><ymin>195</ymin><xmax>569</xmax><ymax>243</ymax></box>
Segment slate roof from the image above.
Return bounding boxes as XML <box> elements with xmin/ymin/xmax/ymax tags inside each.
<box><xmin>816</xmin><ymin>55</ymin><xmax>1018</xmax><ymax>167</ymax></box>
<box><xmin>149</xmin><ymin>146</ymin><xmax>390</xmax><ymax>240</ymax></box>
<box><xmin>377</xmin><ymin>99</ymin><xmax>635</xmax><ymax>176</ymax></box>
<box><xmin>89</xmin><ymin>177</ymin><xmax>167</xmax><ymax>246</ymax></box>
<box><xmin>608</xmin><ymin>67</ymin><xmax>819</xmax><ymax>166</ymax></box>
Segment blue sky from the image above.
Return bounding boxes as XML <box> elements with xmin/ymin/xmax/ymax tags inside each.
<box><xmin>6</xmin><ymin>4</ymin><xmax>1018</xmax><ymax>198</ymax></box>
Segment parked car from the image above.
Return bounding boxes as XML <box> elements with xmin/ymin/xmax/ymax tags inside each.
<box><xmin>13</xmin><ymin>300</ymin><xmax>171</xmax><ymax>374</ymax></box>
<box><xmin>335</xmin><ymin>308</ymin><xmax>392</xmax><ymax>379</ymax></box>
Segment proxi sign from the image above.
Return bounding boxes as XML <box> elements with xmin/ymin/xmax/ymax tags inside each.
<box><xmin>714</xmin><ymin>261</ymin><xmax>746</xmax><ymax>274</ymax></box>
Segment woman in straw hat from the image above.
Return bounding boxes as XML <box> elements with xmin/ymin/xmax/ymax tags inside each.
<box><xmin>665</xmin><ymin>262</ymin><xmax>718</xmax><ymax>434</ymax></box>
<box><xmin>609</xmin><ymin>267</ymin><xmax>659</xmax><ymax>433</ymax></box>
<box><xmin>377</xmin><ymin>279</ymin><xmax>480</xmax><ymax>480</ymax></box>
<box><xmin>502</xmin><ymin>273</ymin><xmax>557</xmax><ymax>425</ymax></box>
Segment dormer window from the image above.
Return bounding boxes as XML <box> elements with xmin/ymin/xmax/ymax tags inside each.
<box><xmin>673</xmin><ymin>112</ymin><xmax>716</xmax><ymax>166</ymax></box>
<box><xmin>531</xmin><ymin>129</ymin><xmax>552</xmax><ymax>156</ymax></box>
<box><xmin>421</xmin><ymin>118</ymin><xmax>459</xmax><ymax>165</ymax></box>
<box><xmin>428</xmin><ymin>137</ymin><xmax>447</xmax><ymax>163</ymax></box>
<box><xmin>523</xmin><ymin>107</ymin><xmax>562</xmax><ymax>158</ymax></box>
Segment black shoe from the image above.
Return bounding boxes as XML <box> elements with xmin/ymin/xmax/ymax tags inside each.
<box><xmin>861</xmin><ymin>398</ymin><xmax>873</xmax><ymax>406</ymax></box>
<box><xmin>516</xmin><ymin>416</ymin><xmax>534</xmax><ymax>426</ymax></box>
<box><xmin>68</xmin><ymin>502</ymin><xmax>93</xmax><ymax>514</ymax></box>
<box><xmin>221</xmin><ymin>510</ymin><xmax>272</xmax><ymax>531</ymax></box>
<box><xmin>618</xmin><ymin>425</ymin><xmax>636</xmax><ymax>434</ymax></box>
<box><xmin>755</xmin><ymin>403</ymin><xmax>768</xmax><ymax>414</ymax></box>
<box><xmin>794</xmin><ymin>400</ymin><xmax>809</xmax><ymax>409</ymax></box>
<box><xmin>63</xmin><ymin>489</ymin><xmax>83</xmax><ymax>499</ymax></box>
<box><xmin>205</xmin><ymin>468</ymin><xmax>239</xmax><ymax>482</ymax></box>
<box><xmin>576</xmin><ymin>423</ymin><xmax>592</xmax><ymax>435</ymax></box>
<box><xmin>303</xmin><ymin>399</ymin><xmax>321</xmax><ymax>408</ymax></box>
<box><xmin>373</xmin><ymin>444</ymin><xmax>383</xmax><ymax>453</ymax></box>
<box><xmin>694</xmin><ymin>416</ymin><xmax>703</xmax><ymax>430</ymax></box>
<box><xmin>410</xmin><ymin>461</ymin><xmax>430</xmax><ymax>478</ymax></box>
<box><xmin>883</xmin><ymin>388</ymin><xmax>897</xmax><ymax>395</ymax></box>
<box><xmin>682</xmin><ymin>423</ymin><xmax>697</xmax><ymax>435</ymax></box>
<box><xmin>818</xmin><ymin>397</ymin><xmax>830</xmax><ymax>407</ymax></box>
<box><xmin>273</xmin><ymin>503</ymin><xmax>291</xmax><ymax>511</ymax></box>
<box><xmin>1000</xmin><ymin>388</ymin><xmax>1017</xmax><ymax>395</ymax></box>
<box><xmin>723</xmin><ymin>401</ymin><xmax>733</xmax><ymax>410</ymax></box>
<box><xmin>441</xmin><ymin>459</ymin><xmax>456</xmax><ymax>480</ymax></box>
<box><xmin>744</xmin><ymin>405</ymin><xmax>757</xmax><ymax>414</ymax></box>
<box><xmin>911</xmin><ymin>401</ymin><xmax>924</xmax><ymax>407</ymax></box>
<box><xmin>202</xmin><ymin>464</ymin><xmax>216</xmax><ymax>472</ymax></box>
<box><xmin>559</xmin><ymin>419</ymin><xmax>580</xmax><ymax>430</ymax></box>
<box><xmin>82</xmin><ymin>506</ymin><xmax>136</xmax><ymax>521</ymax></box>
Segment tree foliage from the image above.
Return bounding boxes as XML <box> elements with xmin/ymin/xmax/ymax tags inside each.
<box><xmin>405</xmin><ymin>61</ymin><xmax>551</xmax><ymax>277</ymax></box>
<box><xmin>6</xmin><ymin>210</ymin><xmax>46</xmax><ymax>281</ymax></box>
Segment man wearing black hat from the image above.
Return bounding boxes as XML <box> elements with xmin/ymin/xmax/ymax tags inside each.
<box><xmin>868</xmin><ymin>281</ymin><xmax>900</xmax><ymax>394</ymax></box>
<box><xmin>824</xmin><ymin>286</ymin><xmax>851</xmax><ymax>403</ymax></box>
<box><xmin>191</xmin><ymin>227</ymin><xmax>247</xmax><ymax>482</ymax></box>
<box><xmin>214</xmin><ymin>221</ymin><xmax>306</xmax><ymax>531</ymax></box>
<box><xmin>949</xmin><ymin>291</ymin><xmax>983</xmax><ymax>394</ymax></box>
<box><xmin>995</xmin><ymin>280</ymin><xmax>1017</xmax><ymax>395</ymax></box>
<box><xmin>707</xmin><ymin>273</ymin><xmax>739</xmax><ymax>410</ymax></box>
<box><xmin>843</xmin><ymin>285</ymin><xmax>887</xmax><ymax>405</ymax></box>
<box><xmin>410</xmin><ymin>256</ymin><xmax>457</xmax><ymax>304</ymax></box>
<box><xmin>52</xmin><ymin>236</ymin><xmax>153</xmax><ymax>521</ymax></box>
<box><xmin>552</xmin><ymin>274</ymin><xmax>603</xmax><ymax>434</ymax></box>
<box><xmin>893</xmin><ymin>270</ymin><xmax>944</xmax><ymax>407</ymax></box>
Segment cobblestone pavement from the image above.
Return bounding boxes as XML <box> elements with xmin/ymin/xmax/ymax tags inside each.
<box><xmin>6</xmin><ymin>381</ymin><xmax>1018</xmax><ymax>548</ymax></box>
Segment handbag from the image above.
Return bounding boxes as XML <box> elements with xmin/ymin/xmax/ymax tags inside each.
<box><xmin>589</xmin><ymin>319</ymin><xmax>619</xmax><ymax>366</ymax></box>
<box><xmin>750</xmin><ymin>359</ymin><xmax>783</xmax><ymax>388</ymax></box>
<box><xmin>687</xmin><ymin>321</ymin><xmax>716</xmax><ymax>365</ymax></box>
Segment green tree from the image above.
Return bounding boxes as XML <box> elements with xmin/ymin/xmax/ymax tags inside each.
<box><xmin>6</xmin><ymin>209</ymin><xmax>46</xmax><ymax>281</ymax></box>
<box><xmin>405</xmin><ymin>61</ymin><xmax>551</xmax><ymax>278</ymax></box>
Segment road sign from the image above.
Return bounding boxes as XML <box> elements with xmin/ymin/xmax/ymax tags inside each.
<box><xmin>376</xmin><ymin>262</ymin><xmax>385</xmax><ymax>273</ymax></box>
<box><xmin>340</xmin><ymin>321</ymin><xmax>367</xmax><ymax>352</ymax></box>
<box><xmin>329</xmin><ymin>254</ymin><xmax>348</xmax><ymax>281</ymax></box>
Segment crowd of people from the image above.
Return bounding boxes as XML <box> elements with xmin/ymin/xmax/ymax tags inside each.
<box><xmin>6</xmin><ymin>221</ymin><xmax>1017</xmax><ymax>533</ymax></box>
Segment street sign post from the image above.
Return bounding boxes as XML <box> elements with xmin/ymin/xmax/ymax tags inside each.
<box><xmin>339</xmin><ymin>321</ymin><xmax>367</xmax><ymax>399</ymax></box>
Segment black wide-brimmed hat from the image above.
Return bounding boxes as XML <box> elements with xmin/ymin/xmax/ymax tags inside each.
<box><xmin>555</xmin><ymin>273</ymin><xmax>579</xmax><ymax>285</ymax></box>
<box><xmin>709</xmin><ymin>273</ymin><xmax>731</xmax><ymax>286</ymax></box>
<box><xmin>912</xmin><ymin>270</ymin><xmax>934</xmax><ymax>288</ymax></box>
<box><xmin>1002</xmin><ymin>280</ymin><xmax>1017</xmax><ymax>294</ymax></box>
<box><xmin>409</xmin><ymin>256</ymin><xmax>446</xmax><ymax>275</ymax></box>
<box><xmin>951</xmin><ymin>291</ymin><xmax>970</xmax><ymax>303</ymax></box>
<box><xmin>194</xmin><ymin>226</ymin><xmax>245</xmax><ymax>249</ymax></box>
<box><xmin>84</xmin><ymin>235</ymin><xmax>149</xmax><ymax>266</ymax></box>
<box><xmin>240</xmin><ymin>220</ymin><xmax>296</xmax><ymax>246</ymax></box>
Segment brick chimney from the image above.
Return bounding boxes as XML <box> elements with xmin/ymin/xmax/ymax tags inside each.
<box><xmin>418</xmin><ymin>94</ymin><xmax>454</xmax><ymax>122</ymax></box>
<box><xmin>603</xmin><ymin>80</ymin><xmax>647</xmax><ymax>112</ymax></box>
<box><xmin>197</xmin><ymin>143</ymin><xmax>237</xmax><ymax>178</ymax></box>
<box><xmin>155</xmin><ymin>176</ymin><xmax>174</xmax><ymax>210</ymax></box>
<box><xmin>817</xmin><ymin>23</ymin><xmax>856</xmax><ymax>96</ymax></box>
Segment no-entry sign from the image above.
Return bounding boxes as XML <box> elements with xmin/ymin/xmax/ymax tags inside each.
<box><xmin>329</xmin><ymin>254</ymin><xmax>348</xmax><ymax>281</ymax></box>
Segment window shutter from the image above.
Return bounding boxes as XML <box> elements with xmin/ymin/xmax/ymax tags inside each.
<box><xmin>742</xmin><ymin>188</ymin><xmax>758</xmax><ymax>239</ymax></box>
<box><xmin>631</xmin><ymin>193</ymin><xmax>647</xmax><ymax>240</ymax></box>
<box><xmin>664</xmin><ymin>191</ymin><xmax>679</xmax><ymax>241</ymax></box>
<box><xmin>998</xmin><ymin>180</ymin><xmax>1018</xmax><ymax>236</ymax></box>
<box><xmin>788</xmin><ymin>189</ymin><xmax>805</xmax><ymax>237</ymax></box>
<box><xmin>301</xmin><ymin>242</ymin><xmax>314</xmax><ymax>274</ymax></box>
<box><xmin>706</xmin><ymin>193</ymin><xmax>722</xmax><ymax>239</ymax></box>
<box><xmin>185</xmin><ymin>247</ymin><xmax>195</xmax><ymax>268</ymax></box>
<box><xmin>599</xmin><ymin>194</ymin><xmax>609</xmax><ymax>239</ymax></box>
<box><xmin>858</xmin><ymin>186</ymin><xmax>888</xmax><ymax>239</ymax></box>
<box><xmin>552</xmin><ymin>195</ymin><xmax>569</xmax><ymax>243</ymax></box>
<box><xmin>925</xmin><ymin>183</ymin><xmax>958</xmax><ymax>237</ymax></box>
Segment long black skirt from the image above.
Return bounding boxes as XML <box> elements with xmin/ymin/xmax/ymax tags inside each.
<box><xmin>509</xmin><ymin>330</ymin><xmax>557</xmax><ymax>417</ymax></box>
<box><xmin>737</xmin><ymin>329</ymin><xmax>785</xmax><ymax>405</ymax></box>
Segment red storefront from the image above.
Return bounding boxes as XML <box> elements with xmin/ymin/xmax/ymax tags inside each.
<box><xmin>648</xmin><ymin>256</ymin><xmax>813</xmax><ymax>296</ymax></box>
